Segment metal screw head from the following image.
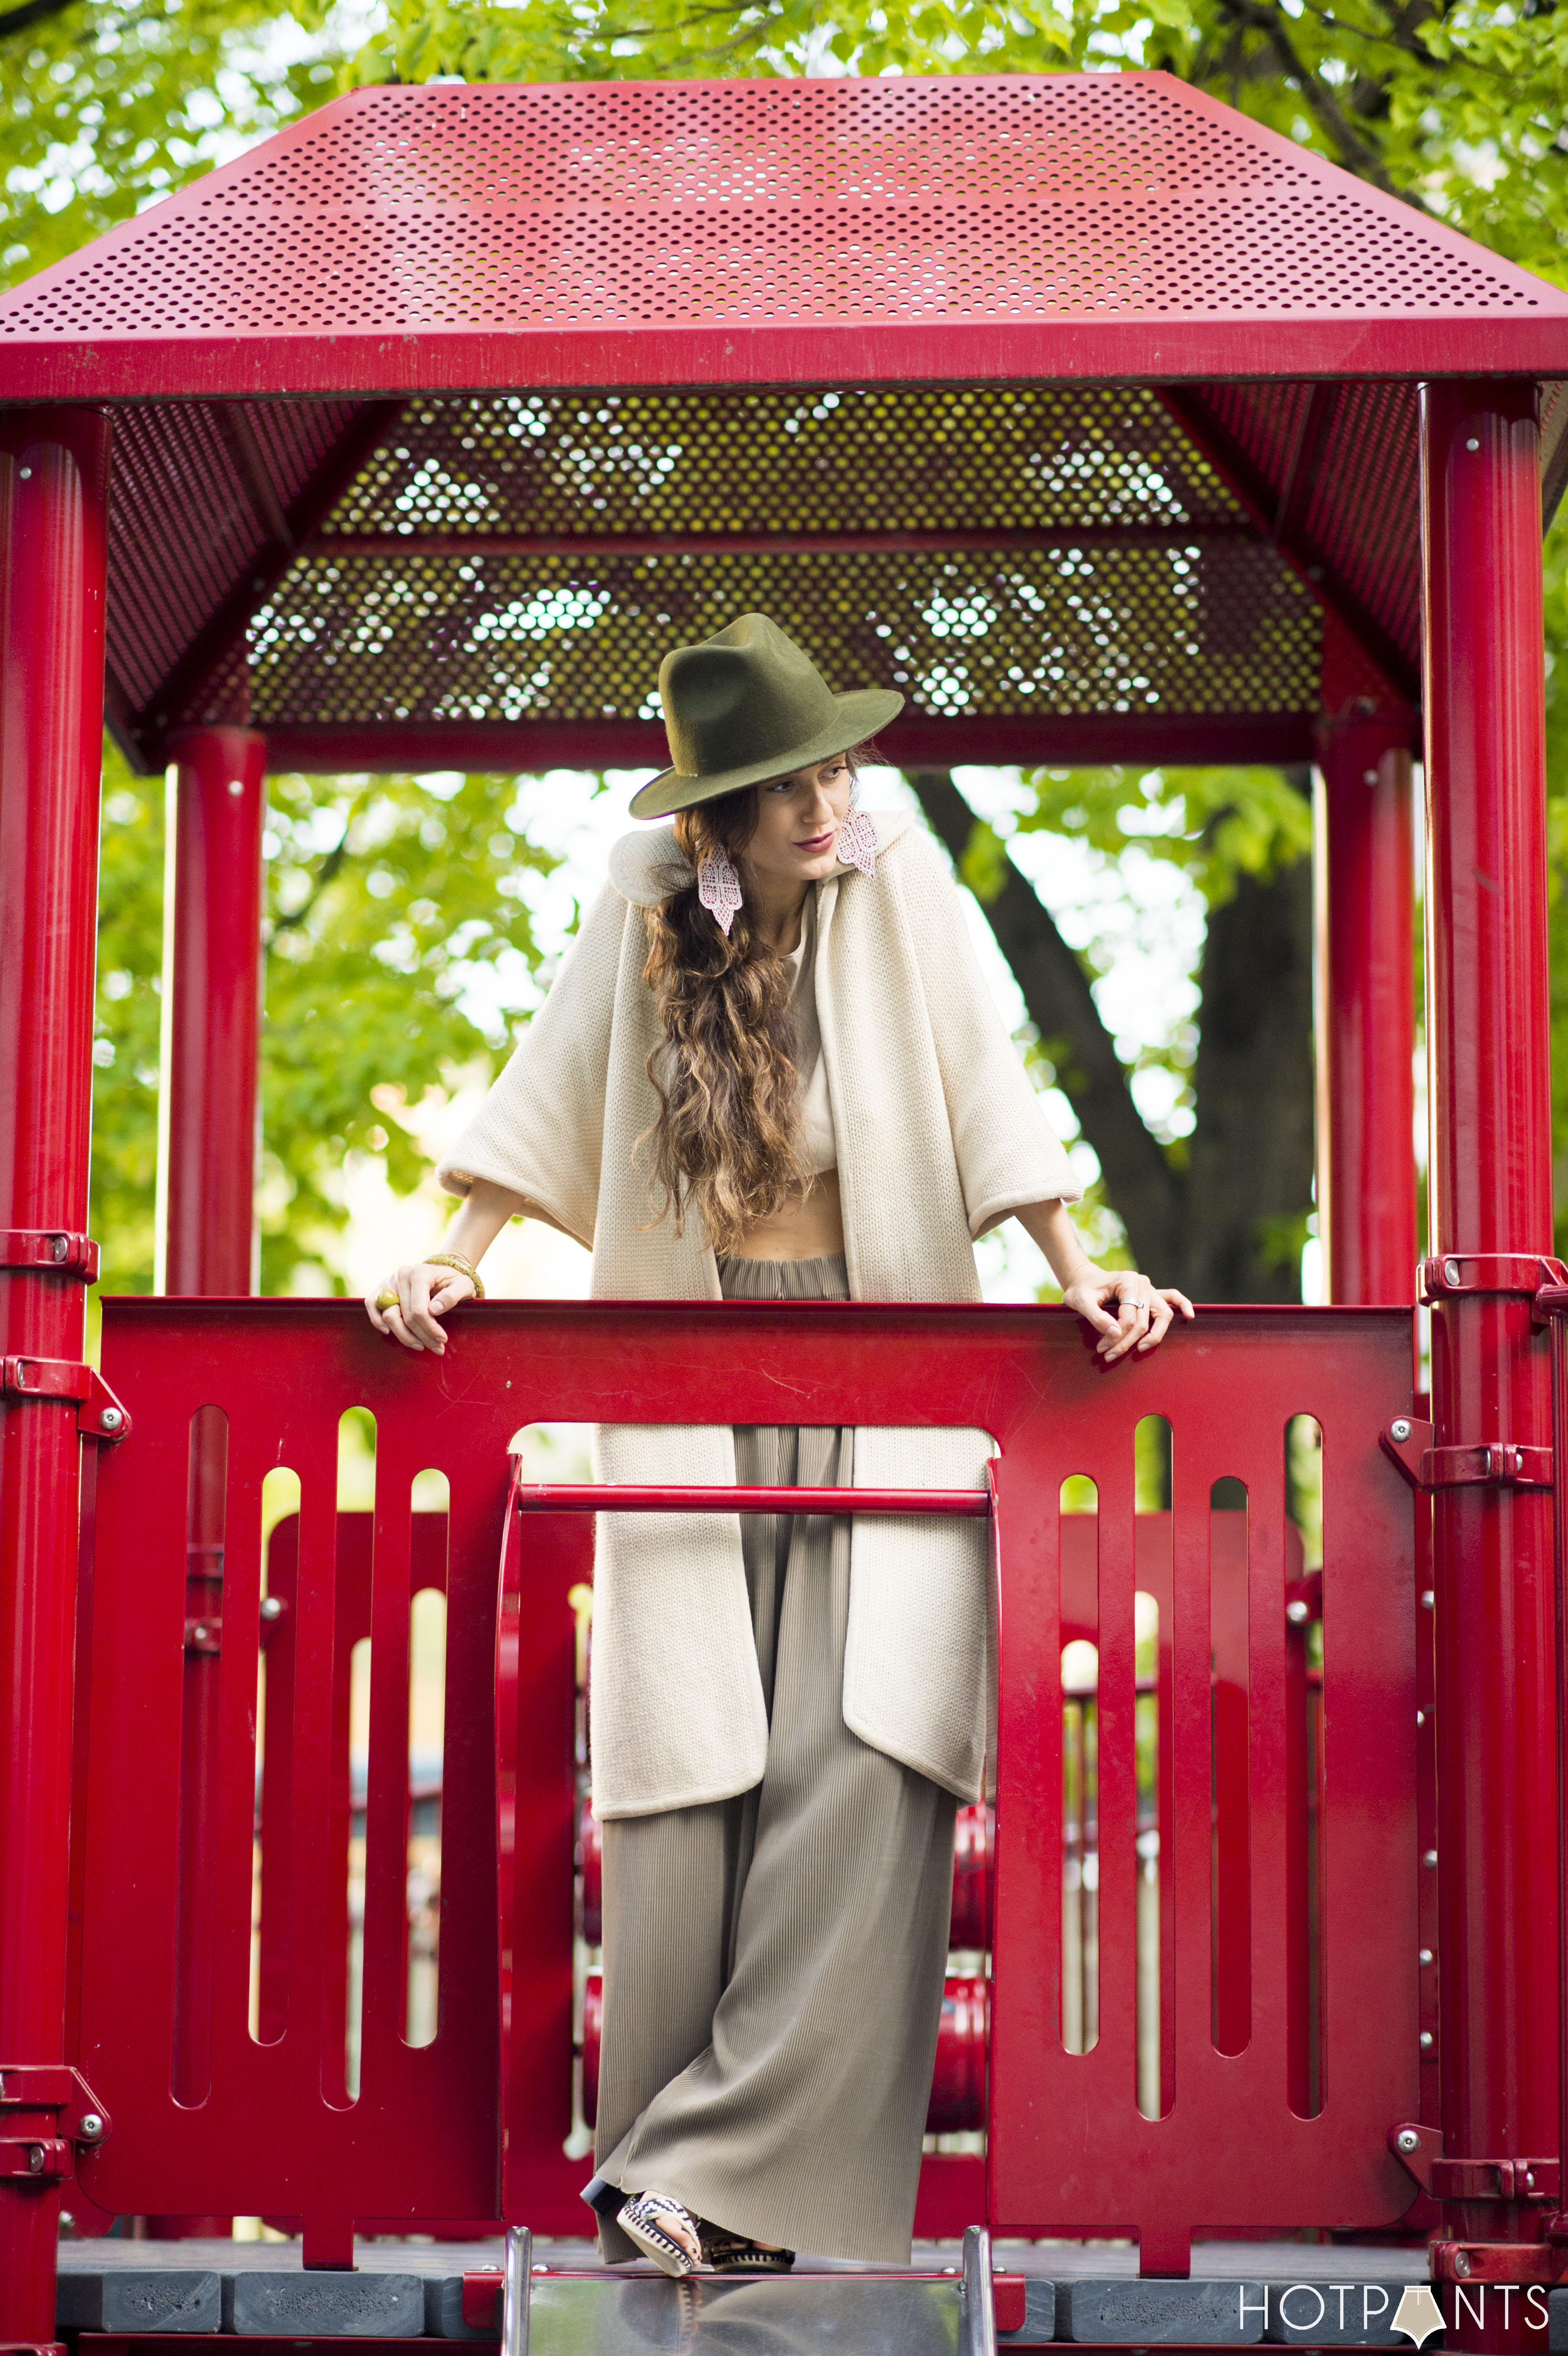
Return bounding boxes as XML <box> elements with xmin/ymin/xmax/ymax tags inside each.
<box><xmin>60</xmin><ymin>2212</ymin><xmax>74</xmax><ymax>2229</ymax></box>
<box><xmin>26</xmin><ymin>2143</ymin><xmax>44</xmax><ymax>2172</ymax></box>
<box><xmin>1421</xmin><ymin>1590</ymin><xmax>1435</xmax><ymax>1610</ymax></box>
<box><xmin>99</xmin><ymin>1407</ymin><xmax>122</xmax><ymax>1431</ymax></box>
<box><xmin>18</xmin><ymin>467</ymin><xmax>31</xmax><ymax>480</ymax></box>
<box><xmin>1362</xmin><ymin>769</ymin><xmax>1378</xmax><ymax>786</ymax></box>
<box><xmin>1465</xmin><ymin>438</ymin><xmax>1480</xmax><ymax>453</ymax></box>
<box><xmin>49</xmin><ymin>1235</ymin><xmax>67</xmax><ymax>1261</ymax></box>
<box><xmin>193</xmin><ymin>1625</ymin><xmax>207</xmax><ymax>1642</ymax></box>
<box><xmin>1444</xmin><ymin>1258</ymin><xmax>1462</xmax><ymax>1286</ymax></box>
<box><xmin>1396</xmin><ymin>2128</ymin><xmax>1421</xmax><ymax>2154</ymax></box>
<box><xmin>1424</xmin><ymin>1849</ymin><xmax>1438</xmax><ymax>1867</ymax></box>
<box><xmin>227</xmin><ymin>777</ymin><xmax>245</xmax><ymax>797</ymax></box>
<box><xmin>1391</xmin><ymin>1418</ymin><xmax>1412</xmax><ymax>1442</ymax></box>
<box><xmin>1453</xmin><ymin>2249</ymin><xmax>1471</xmax><ymax>2275</ymax></box>
<box><xmin>1419</xmin><ymin>1948</ymin><xmax>1434</xmax><ymax>1965</ymax></box>
<box><xmin>1420</xmin><ymin>2031</ymin><xmax>1435</xmax><ymax>2050</ymax></box>
<box><xmin>78</xmin><ymin>2113</ymin><xmax>103</xmax><ymax>2139</ymax></box>
<box><xmin>260</xmin><ymin>1595</ymin><xmax>284</xmax><ymax>1621</ymax></box>
<box><xmin>1285</xmin><ymin>1598</ymin><xmax>1309</xmax><ymax>1624</ymax></box>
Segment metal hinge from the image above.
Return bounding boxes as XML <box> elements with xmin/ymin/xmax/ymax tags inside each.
<box><xmin>1381</xmin><ymin>1417</ymin><xmax>1551</xmax><ymax>1492</ymax></box>
<box><xmin>1432</xmin><ymin>2157</ymin><xmax>1560</xmax><ymax>2203</ymax></box>
<box><xmin>1420</xmin><ymin>1253</ymin><xmax>1568</xmax><ymax>1303</ymax></box>
<box><xmin>0</xmin><ymin>2063</ymin><xmax>110</xmax><ymax>2180</ymax></box>
<box><xmin>0</xmin><ymin>1229</ymin><xmax>99</xmax><ymax>1281</ymax></box>
<box><xmin>0</xmin><ymin>1358</ymin><xmax>131</xmax><ymax>1440</ymax></box>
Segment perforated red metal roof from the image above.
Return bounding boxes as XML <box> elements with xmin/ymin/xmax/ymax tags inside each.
<box><xmin>4</xmin><ymin>74</ymin><xmax>1563</xmax><ymax>775</ymax></box>
<box><xmin>4</xmin><ymin>76</ymin><xmax>1566</xmax><ymax>396</ymax></box>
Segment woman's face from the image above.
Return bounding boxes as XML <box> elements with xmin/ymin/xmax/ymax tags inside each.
<box><xmin>746</xmin><ymin>756</ymin><xmax>854</xmax><ymax>890</ymax></box>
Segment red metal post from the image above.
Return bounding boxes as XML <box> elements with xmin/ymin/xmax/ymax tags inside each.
<box><xmin>151</xmin><ymin>725</ymin><xmax>265</xmax><ymax>2240</ymax></box>
<box><xmin>1420</xmin><ymin>380</ymin><xmax>1560</xmax><ymax>2346</ymax></box>
<box><xmin>1316</xmin><ymin>717</ymin><xmax>1418</xmax><ymax>1308</ymax></box>
<box><xmin>159</xmin><ymin>726</ymin><xmax>267</xmax><ymax>1299</ymax></box>
<box><xmin>0</xmin><ymin>409</ymin><xmax>111</xmax><ymax>2356</ymax></box>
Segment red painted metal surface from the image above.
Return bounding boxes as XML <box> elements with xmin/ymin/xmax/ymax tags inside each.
<box><xmin>71</xmin><ymin>1295</ymin><xmax>1417</xmax><ymax>2269</ymax></box>
<box><xmin>1419</xmin><ymin>381</ymin><xmax>1561</xmax><ymax>2341</ymax></box>
<box><xmin>146</xmin><ymin>724</ymin><xmax>267</xmax><ymax>2241</ymax></box>
<box><xmin>160</xmin><ymin>726</ymin><xmax>267</xmax><ymax>1298</ymax></box>
<box><xmin>2</xmin><ymin>77</ymin><xmax>1566</xmax><ymax>402</ymax></box>
<box><xmin>514</xmin><ymin>1482</ymin><xmax>989</xmax><ymax>1517</ymax></box>
<box><xmin>0</xmin><ymin>409</ymin><xmax>111</xmax><ymax>2354</ymax></box>
<box><xmin>987</xmin><ymin>1306</ymin><xmax>1417</xmax><ymax>2275</ymax></box>
<box><xmin>1316</xmin><ymin>713</ymin><xmax>1418</xmax><ymax>1308</ymax></box>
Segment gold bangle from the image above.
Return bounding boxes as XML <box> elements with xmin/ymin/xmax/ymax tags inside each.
<box><xmin>426</xmin><ymin>1250</ymin><xmax>485</xmax><ymax>1302</ymax></box>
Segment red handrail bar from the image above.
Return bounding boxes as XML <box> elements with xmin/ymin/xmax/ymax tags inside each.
<box><xmin>510</xmin><ymin>1481</ymin><xmax>990</xmax><ymax>1517</ymax></box>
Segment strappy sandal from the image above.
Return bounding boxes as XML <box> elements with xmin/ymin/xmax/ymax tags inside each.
<box><xmin>700</xmin><ymin>2229</ymin><xmax>796</xmax><ymax>2274</ymax></box>
<box><xmin>617</xmin><ymin>2191</ymin><xmax>707</xmax><ymax>2278</ymax></box>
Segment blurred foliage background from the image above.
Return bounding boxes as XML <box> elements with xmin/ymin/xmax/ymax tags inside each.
<box><xmin>4</xmin><ymin>0</ymin><xmax>1566</xmax><ymax>1288</ymax></box>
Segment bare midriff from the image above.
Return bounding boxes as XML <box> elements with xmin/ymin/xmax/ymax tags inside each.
<box><xmin>730</xmin><ymin>1167</ymin><xmax>845</xmax><ymax>1261</ymax></box>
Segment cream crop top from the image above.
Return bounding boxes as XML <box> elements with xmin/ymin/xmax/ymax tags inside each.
<box><xmin>783</xmin><ymin>900</ymin><xmax>837</xmax><ymax>1179</ymax></box>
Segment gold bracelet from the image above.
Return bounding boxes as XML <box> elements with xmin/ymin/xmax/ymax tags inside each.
<box><xmin>426</xmin><ymin>1250</ymin><xmax>485</xmax><ymax>1301</ymax></box>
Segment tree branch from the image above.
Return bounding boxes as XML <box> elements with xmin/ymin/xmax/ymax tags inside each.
<box><xmin>904</xmin><ymin>769</ymin><xmax>1186</xmax><ymax>1274</ymax></box>
<box><xmin>1213</xmin><ymin>0</ymin><xmax>1433</xmax><ymax>208</ymax></box>
<box><xmin>0</xmin><ymin>0</ymin><xmax>83</xmax><ymax>38</ymax></box>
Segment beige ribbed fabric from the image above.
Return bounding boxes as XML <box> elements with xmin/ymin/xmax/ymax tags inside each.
<box><xmin>592</xmin><ymin>1253</ymin><xmax>959</xmax><ymax>2266</ymax></box>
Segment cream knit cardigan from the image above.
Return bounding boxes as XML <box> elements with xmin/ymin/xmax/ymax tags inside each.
<box><xmin>438</xmin><ymin>812</ymin><xmax>1079</xmax><ymax>1818</ymax></box>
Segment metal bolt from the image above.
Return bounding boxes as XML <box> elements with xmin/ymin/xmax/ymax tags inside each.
<box><xmin>1420</xmin><ymin>1948</ymin><xmax>1434</xmax><ymax>1965</ymax></box>
<box><xmin>1391</xmin><ymin>1418</ymin><xmax>1412</xmax><ymax>1442</ymax></box>
<box><xmin>1525</xmin><ymin>2170</ymin><xmax>1536</xmax><ymax>2190</ymax></box>
<box><xmin>26</xmin><ymin>2143</ymin><xmax>44</xmax><ymax>2172</ymax></box>
<box><xmin>1285</xmin><ymin>1598</ymin><xmax>1309</xmax><ymax>1624</ymax></box>
<box><xmin>1465</xmin><ymin>438</ymin><xmax>1480</xmax><ymax>453</ymax></box>
<box><xmin>227</xmin><ymin>778</ymin><xmax>244</xmax><ymax>797</ymax></box>
<box><xmin>60</xmin><ymin>2212</ymin><xmax>74</xmax><ymax>2229</ymax></box>
<box><xmin>18</xmin><ymin>467</ymin><xmax>31</xmax><ymax>480</ymax></box>
<box><xmin>1397</xmin><ymin>2128</ymin><xmax>1422</xmax><ymax>2154</ymax></box>
<box><xmin>50</xmin><ymin>1235</ymin><xmax>67</xmax><ymax>1261</ymax></box>
<box><xmin>1453</xmin><ymin>2249</ymin><xmax>1471</xmax><ymax>2275</ymax></box>
<box><xmin>1424</xmin><ymin>1849</ymin><xmax>1438</xmax><ymax>1868</ymax></box>
<box><xmin>1362</xmin><ymin>768</ymin><xmax>1378</xmax><ymax>785</ymax></box>
<box><xmin>260</xmin><ymin>1595</ymin><xmax>284</xmax><ymax>1621</ymax></box>
<box><xmin>1421</xmin><ymin>1590</ymin><xmax>1435</xmax><ymax>1611</ymax></box>
<box><xmin>1444</xmin><ymin>1258</ymin><xmax>1462</xmax><ymax>1286</ymax></box>
<box><xmin>78</xmin><ymin>2113</ymin><xmax>103</xmax><ymax>2139</ymax></box>
<box><xmin>1420</xmin><ymin>2032</ymin><xmax>1435</xmax><ymax>2050</ymax></box>
<box><xmin>99</xmin><ymin>1407</ymin><xmax>122</xmax><ymax>1432</ymax></box>
<box><xmin>1416</xmin><ymin>1709</ymin><xmax>1425</xmax><ymax>1726</ymax></box>
<box><xmin>194</xmin><ymin>1625</ymin><xmax>207</xmax><ymax>1642</ymax></box>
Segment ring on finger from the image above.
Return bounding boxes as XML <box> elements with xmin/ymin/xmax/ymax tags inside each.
<box><xmin>375</xmin><ymin>1287</ymin><xmax>400</xmax><ymax>1311</ymax></box>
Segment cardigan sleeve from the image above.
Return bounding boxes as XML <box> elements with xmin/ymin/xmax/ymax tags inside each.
<box><xmin>892</xmin><ymin>828</ymin><xmax>1083</xmax><ymax>1237</ymax></box>
<box><xmin>434</xmin><ymin>878</ymin><xmax>627</xmax><ymax>1251</ymax></box>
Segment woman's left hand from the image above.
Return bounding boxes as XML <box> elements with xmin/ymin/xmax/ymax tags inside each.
<box><xmin>1060</xmin><ymin>1266</ymin><xmax>1195</xmax><ymax>1363</ymax></box>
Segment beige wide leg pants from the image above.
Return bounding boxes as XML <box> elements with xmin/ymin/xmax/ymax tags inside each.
<box><xmin>590</xmin><ymin>1253</ymin><xmax>959</xmax><ymax>2266</ymax></box>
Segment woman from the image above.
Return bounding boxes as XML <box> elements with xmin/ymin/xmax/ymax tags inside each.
<box><xmin>368</xmin><ymin>612</ymin><xmax>1191</xmax><ymax>2276</ymax></box>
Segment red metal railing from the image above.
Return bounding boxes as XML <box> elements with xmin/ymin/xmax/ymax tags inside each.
<box><xmin>70</xmin><ymin>1292</ymin><xmax>1419</xmax><ymax>2275</ymax></box>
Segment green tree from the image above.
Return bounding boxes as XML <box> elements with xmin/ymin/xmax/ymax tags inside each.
<box><xmin>90</xmin><ymin>750</ymin><xmax>559</xmax><ymax>1291</ymax></box>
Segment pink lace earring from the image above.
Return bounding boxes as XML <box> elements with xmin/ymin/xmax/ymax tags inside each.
<box><xmin>697</xmin><ymin>846</ymin><xmax>743</xmax><ymax>936</ymax></box>
<box><xmin>837</xmin><ymin>777</ymin><xmax>877</xmax><ymax>880</ymax></box>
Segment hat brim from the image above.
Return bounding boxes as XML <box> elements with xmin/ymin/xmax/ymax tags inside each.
<box><xmin>628</xmin><ymin>688</ymin><xmax>905</xmax><ymax>820</ymax></box>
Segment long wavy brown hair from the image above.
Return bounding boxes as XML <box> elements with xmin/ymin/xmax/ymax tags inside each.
<box><xmin>641</xmin><ymin>757</ymin><xmax>866</xmax><ymax>1254</ymax></box>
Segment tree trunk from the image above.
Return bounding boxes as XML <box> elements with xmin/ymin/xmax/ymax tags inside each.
<box><xmin>903</xmin><ymin>768</ymin><xmax>1315</xmax><ymax>1304</ymax></box>
<box><xmin>1176</xmin><ymin>833</ymin><xmax>1317</xmax><ymax>1303</ymax></box>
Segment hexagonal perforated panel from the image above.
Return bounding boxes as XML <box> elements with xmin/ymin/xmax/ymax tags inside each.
<box><xmin>2</xmin><ymin>76</ymin><xmax>1545</xmax><ymax>347</ymax></box>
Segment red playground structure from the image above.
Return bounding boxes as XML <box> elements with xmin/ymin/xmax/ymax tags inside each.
<box><xmin>2</xmin><ymin>67</ymin><xmax>1568</xmax><ymax>2356</ymax></box>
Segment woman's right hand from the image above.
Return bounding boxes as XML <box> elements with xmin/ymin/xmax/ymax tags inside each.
<box><xmin>366</xmin><ymin>1262</ymin><xmax>476</xmax><ymax>1355</ymax></box>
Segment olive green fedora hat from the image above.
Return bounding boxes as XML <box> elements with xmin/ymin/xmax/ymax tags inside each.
<box><xmin>629</xmin><ymin>612</ymin><xmax>904</xmax><ymax>820</ymax></box>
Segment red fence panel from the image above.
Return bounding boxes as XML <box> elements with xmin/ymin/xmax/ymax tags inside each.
<box><xmin>72</xmin><ymin>1296</ymin><xmax>1417</xmax><ymax>2267</ymax></box>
